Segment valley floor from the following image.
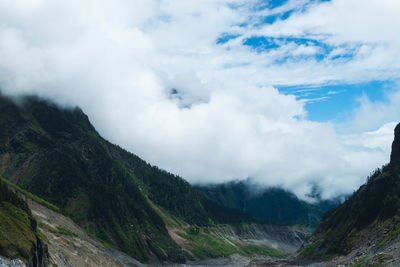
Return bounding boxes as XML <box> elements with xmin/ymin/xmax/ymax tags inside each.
<box><xmin>167</xmin><ymin>228</ymin><xmax>400</xmax><ymax>267</ymax></box>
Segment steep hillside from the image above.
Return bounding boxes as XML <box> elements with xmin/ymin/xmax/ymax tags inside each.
<box><xmin>301</xmin><ymin>123</ymin><xmax>400</xmax><ymax>262</ymax></box>
<box><xmin>196</xmin><ymin>181</ymin><xmax>340</xmax><ymax>225</ymax></box>
<box><xmin>0</xmin><ymin>180</ymin><xmax>50</xmax><ymax>266</ymax></box>
<box><xmin>0</xmin><ymin>93</ymin><xmax>253</xmax><ymax>263</ymax></box>
<box><xmin>105</xmin><ymin>139</ymin><xmax>253</xmax><ymax>226</ymax></box>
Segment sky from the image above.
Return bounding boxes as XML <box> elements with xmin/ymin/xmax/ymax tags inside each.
<box><xmin>0</xmin><ymin>0</ymin><xmax>399</xmax><ymax>200</ymax></box>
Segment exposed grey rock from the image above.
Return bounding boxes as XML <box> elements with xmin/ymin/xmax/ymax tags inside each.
<box><xmin>220</xmin><ymin>223</ymin><xmax>308</xmax><ymax>253</ymax></box>
<box><xmin>0</xmin><ymin>255</ymin><xmax>26</xmax><ymax>267</ymax></box>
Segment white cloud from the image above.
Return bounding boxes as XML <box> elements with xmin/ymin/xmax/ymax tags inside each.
<box><xmin>348</xmin><ymin>89</ymin><xmax>400</xmax><ymax>132</ymax></box>
<box><xmin>0</xmin><ymin>0</ymin><xmax>398</xmax><ymax>200</ymax></box>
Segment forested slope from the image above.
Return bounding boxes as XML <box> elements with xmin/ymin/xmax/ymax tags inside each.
<box><xmin>197</xmin><ymin>181</ymin><xmax>340</xmax><ymax>225</ymax></box>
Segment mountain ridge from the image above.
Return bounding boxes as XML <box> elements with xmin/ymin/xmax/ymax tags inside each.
<box><xmin>196</xmin><ymin>180</ymin><xmax>341</xmax><ymax>225</ymax></box>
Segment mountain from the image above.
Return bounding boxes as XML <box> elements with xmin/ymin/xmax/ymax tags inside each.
<box><xmin>0</xmin><ymin>93</ymin><xmax>260</xmax><ymax>263</ymax></box>
<box><xmin>196</xmin><ymin>181</ymin><xmax>341</xmax><ymax>225</ymax></box>
<box><xmin>300</xmin><ymin>123</ymin><xmax>400</xmax><ymax>264</ymax></box>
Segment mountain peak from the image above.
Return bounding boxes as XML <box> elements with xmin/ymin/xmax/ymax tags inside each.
<box><xmin>390</xmin><ymin>123</ymin><xmax>400</xmax><ymax>165</ymax></box>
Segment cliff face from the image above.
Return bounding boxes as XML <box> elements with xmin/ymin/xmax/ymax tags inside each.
<box><xmin>0</xmin><ymin>181</ymin><xmax>50</xmax><ymax>266</ymax></box>
<box><xmin>390</xmin><ymin>123</ymin><xmax>400</xmax><ymax>165</ymax></box>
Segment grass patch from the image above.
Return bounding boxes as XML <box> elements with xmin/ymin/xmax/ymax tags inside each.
<box><xmin>37</xmin><ymin>229</ymin><xmax>50</xmax><ymax>244</ymax></box>
<box><xmin>0</xmin><ymin>176</ymin><xmax>60</xmax><ymax>212</ymax></box>
<box><xmin>345</xmin><ymin>228</ymin><xmax>360</xmax><ymax>248</ymax></box>
<box><xmin>300</xmin><ymin>240</ymin><xmax>337</xmax><ymax>261</ymax></box>
<box><xmin>234</xmin><ymin>223</ymin><xmax>250</xmax><ymax>234</ymax></box>
<box><xmin>300</xmin><ymin>240</ymin><xmax>321</xmax><ymax>258</ymax></box>
<box><xmin>183</xmin><ymin>250</ymin><xmax>196</xmax><ymax>261</ymax></box>
<box><xmin>177</xmin><ymin>230</ymin><xmax>238</xmax><ymax>259</ymax></box>
<box><xmin>147</xmin><ymin>199</ymin><xmax>186</xmax><ymax>227</ymax></box>
<box><xmin>351</xmin><ymin>256</ymin><xmax>369</xmax><ymax>267</ymax></box>
<box><xmin>177</xmin><ymin>226</ymin><xmax>286</xmax><ymax>260</ymax></box>
<box><xmin>50</xmin><ymin>226</ymin><xmax>78</xmax><ymax>237</ymax></box>
<box><xmin>0</xmin><ymin>202</ymin><xmax>37</xmax><ymax>262</ymax></box>
<box><xmin>377</xmin><ymin>222</ymin><xmax>400</xmax><ymax>248</ymax></box>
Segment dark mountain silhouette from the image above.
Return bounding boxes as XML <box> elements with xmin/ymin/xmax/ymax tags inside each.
<box><xmin>196</xmin><ymin>181</ymin><xmax>340</xmax><ymax>225</ymax></box>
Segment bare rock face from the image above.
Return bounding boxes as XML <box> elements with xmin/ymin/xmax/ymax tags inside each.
<box><xmin>234</xmin><ymin>224</ymin><xmax>307</xmax><ymax>254</ymax></box>
<box><xmin>210</xmin><ymin>223</ymin><xmax>308</xmax><ymax>254</ymax></box>
<box><xmin>390</xmin><ymin>123</ymin><xmax>400</xmax><ymax>165</ymax></box>
<box><xmin>0</xmin><ymin>255</ymin><xmax>26</xmax><ymax>267</ymax></box>
<box><xmin>27</xmin><ymin>237</ymin><xmax>50</xmax><ymax>267</ymax></box>
<box><xmin>27</xmin><ymin>198</ymin><xmax>145</xmax><ymax>267</ymax></box>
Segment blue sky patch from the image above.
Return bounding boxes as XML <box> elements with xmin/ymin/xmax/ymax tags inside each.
<box><xmin>216</xmin><ymin>34</ymin><xmax>241</xmax><ymax>45</ymax></box>
<box><xmin>241</xmin><ymin>36</ymin><xmax>359</xmax><ymax>63</ymax></box>
<box><xmin>252</xmin><ymin>0</ymin><xmax>289</xmax><ymax>11</ymax></box>
<box><xmin>242</xmin><ymin>36</ymin><xmax>335</xmax><ymax>61</ymax></box>
<box><xmin>243</xmin><ymin>36</ymin><xmax>280</xmax><ymax>51</ymax></box>
<box><xmin>258</xmin><ymin>9</ymin><xmax>294</xmax><ymax>25</ymax></box>
<box><xmin>277</xmin><ymin>81</ymin><xmax>391</xmax><ymax>122</ymax></box>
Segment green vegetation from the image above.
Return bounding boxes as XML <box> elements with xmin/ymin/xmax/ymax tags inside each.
<box><xmin>300</xmin><ymin>241</ymin><xmax>320</xmax><ymax>258</ymax></box>
<box><xmin>372</xmin><ymin>253</ymin><xmax>393</xmax><ymax>265</ymax></box>
<box><xmin>303</xmin><ymin>165</ymin><xmax>398</xmax><ymax>257</ymax></box>
<box><xmin>351</xmin><ymin>256</ymin><xmax>369</xmax><ymax>267</ymax></box>
<box><xmin>0</xmin><ymin>181</ymin><xmax>47</xmax><ymax>264</ymax></box>
<box><xmin>377</xmin><ymin>222</ymin><xmax>400</xmax><ymax>248</ymax></box>
<box><xmin>300</xmin><ymin>240</ymin><xmax>336</xmax><ymax>261</ymax></box>
<box><xmin>239</xmin><ymin>243</ymin><xmax>287</xmax><ymax>258</ymax></box>
<box><xmin>177</xmin><ymin>230</ymin><xmax>237</xmax><ymax>259</ymax></box>
<box><xmin>50</xmin><ymin>226</ymin><xmax>78</xmax><ymax>238</ymax></box>
<box><xmin>0</xmin><ymin>201</ymin><xmax>36</xmax><ymax>262</ymax></box>
<box><xmin>147</xmin><ymin>199</ymin><xmax>186</xmax><ymax>228</ymax></box>
<box><xmin>0</xmin><ymin>176</ymin><xmax>60</xmax><ymax>212</ymax></box>
<box><xmin>109</xmin><ymin>143</ymin><xmax>254</xmax><ymax>226</ymax></box>
<box><xmin>177</xmin><ymin>226</ymin><xmax>286</xmax><ymax>260</ymax></box>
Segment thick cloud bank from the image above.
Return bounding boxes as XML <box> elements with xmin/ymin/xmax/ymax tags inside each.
<box><xmin>0</xmin><ymin>0</ymin><xmax>399</xmax><ymax>199</ymax></box>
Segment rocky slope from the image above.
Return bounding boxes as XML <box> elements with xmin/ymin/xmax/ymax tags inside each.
<box><xmin>231</xmin><ymin>224</ymin><xmax>307</xmax><ymax>253</ymax></box>
<box><xmin>0</xmin><ymin>255</ymin><xmax>26</xmax><ymax>267</ymax></box>
<box><xmin>27</xmin><ymin>197</ymin><xmax>145</xmax><ymax>267</ymax></box>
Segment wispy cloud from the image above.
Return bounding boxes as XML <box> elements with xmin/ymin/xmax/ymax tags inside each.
<box><xmin>300</xmin><ymin>96</ymin><xmax>329</xmax><ymax>103</ymax></box>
